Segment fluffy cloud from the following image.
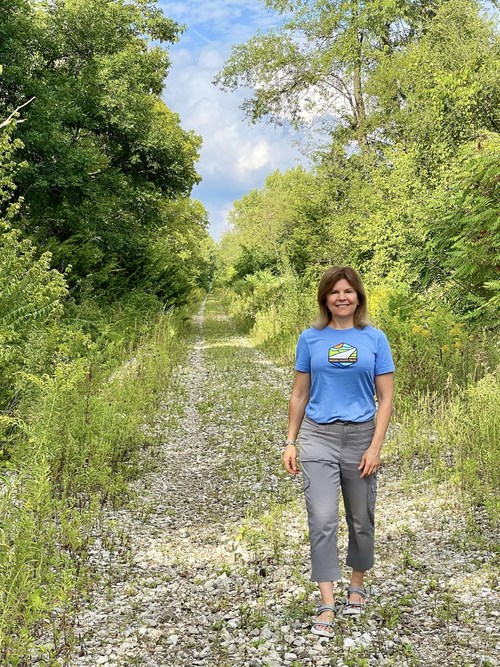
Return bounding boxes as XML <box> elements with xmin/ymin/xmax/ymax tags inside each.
<box><xmin>158</xmin><ymin>0</ymin><xmax>305</xmax><ymax>239</ymax></box>
<box><xmin>161</xmin><ymin>1</ymin><xmax>278</xmax><ymax>35</ymax></box>
<box><xmin>235</xmin><ymin>140</ymin><xmax>272</xmax><ymax>174</ymax></box>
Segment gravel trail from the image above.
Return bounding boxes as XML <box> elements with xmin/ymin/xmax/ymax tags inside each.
<box><xmin>71</xmin><ymin>298</ymin><xmax>499</xmax><ymax>667</ymax></box>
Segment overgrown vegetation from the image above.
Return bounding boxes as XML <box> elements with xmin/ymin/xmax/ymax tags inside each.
<box><xmin>0</xmin><ymin>0</ymin><xmax>212</xmax><ymax>662</ymax></box>
<box><xmin>0</xmin><ymin>0</ymin><xmax>213</xmax><ymax>300</ymax></box>
<box><xmin>215</xmin><ymin>0</ymin><xmax>500</xmax><ymax>520</ymax></box>
<box><xmin>0</xmin><ymin>296</ymin><xmax>196</xmax><ymax>663</ymax></box>
<box><xmin>1</xmin><ymin>91</ymin><xmax>201</xmax><ymax>665</ymax></box>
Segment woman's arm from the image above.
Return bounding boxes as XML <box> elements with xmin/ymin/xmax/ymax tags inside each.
<box><xmin>283</xmin><ymin>371</ymin><xmax>311</xmax><ymax>475</ymax></box>
<box><xmin>359</xmin><ymin>372</ymin><xmax>394</xmax><ymax>478</ymax></box>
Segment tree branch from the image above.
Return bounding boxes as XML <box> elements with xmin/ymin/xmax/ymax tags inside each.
<box><xmin>0</xmin><ymin>97</ymin><xmax>36</xmax><ymax>130</ymax></box>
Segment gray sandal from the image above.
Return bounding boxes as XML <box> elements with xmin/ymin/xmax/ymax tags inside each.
<box><xmin>311</xmin><ymin>604</ymin><xmax>337</xmax><ymax>638</ymax></box>
<box><xmin>342</xmin><ymin>586</ymin><xmax>367</xmax><ymax>618</ymax></box>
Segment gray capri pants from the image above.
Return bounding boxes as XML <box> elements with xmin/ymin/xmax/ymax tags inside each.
<box><xmin>300</xmin><ymin>416</ymin><xmax>377</xmax><ymax>582</ymax></box>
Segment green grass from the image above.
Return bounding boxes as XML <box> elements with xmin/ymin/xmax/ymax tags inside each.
<box><xmin>0</xmin><ymin>296</ymin><xmax>198</xmax><ymax>664</ymax></box>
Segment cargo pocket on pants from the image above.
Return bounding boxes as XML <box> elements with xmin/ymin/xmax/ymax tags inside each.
<box><xmin>368</xmin><ymin>474</ymin><xmax>377</xmax><ymax>513</ymax></box>
<box><xmin>301</xmin><ymin>465</ymin><xmax>311</xmax><ymax>493</ymax></box>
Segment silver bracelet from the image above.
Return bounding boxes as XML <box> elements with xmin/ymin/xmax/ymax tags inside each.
<box><xmin>284</xmin><ymin>439</ymin><xmax>297</xmax><ymax>447</ymax></box>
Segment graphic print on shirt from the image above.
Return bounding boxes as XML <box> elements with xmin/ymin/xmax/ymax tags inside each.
<box><xmin>328</xmin><ymin>342</ymin><xmax>358</xmax><ymax>368</ymax></box>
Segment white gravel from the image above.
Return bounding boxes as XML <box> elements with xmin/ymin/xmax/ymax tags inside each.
<box><xmin>67</xmin><ymin>301</ymin><xmax>499</xmax><ymax>667</ymax></box>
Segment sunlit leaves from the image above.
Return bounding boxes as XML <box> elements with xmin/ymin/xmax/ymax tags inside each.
<box><xmin>0</xmin><ymin>125</ymin><xmax>68</xmax><ymax>403</ymax></box>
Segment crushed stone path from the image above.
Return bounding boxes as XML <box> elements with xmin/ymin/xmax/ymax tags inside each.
<box><xmin>71</xmin><ymin>297</ymin><xmax>499</xmax><ymax>667</ymax></box>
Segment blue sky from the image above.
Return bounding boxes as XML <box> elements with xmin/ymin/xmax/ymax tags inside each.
<box><xmin>158</xmin><ymin>1</ymin><xmax>306</xmax><ymax>240</ymax></box>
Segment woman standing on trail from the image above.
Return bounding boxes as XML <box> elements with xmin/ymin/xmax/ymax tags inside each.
<box><xmin>283</xmin><ymin>266</ymin><xmax>394</xmax><ymax>638</ymax></box>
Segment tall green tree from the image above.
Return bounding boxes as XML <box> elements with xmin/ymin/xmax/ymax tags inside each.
<box><xmin>146</xmin><ymin>198</ymin><xmax>215</xmax><ymax>302</ymax></box>
<box><xmin>215</xmin><ymin>0</ymin><xmax>458</xmax><ymax>153</ymax></box>
<box><xmin>369</xmin><ymin>0</ymin><xmax>500</xmax><ymax>170</ymax></box>
<box><xmin>0</xmin><ymin>0</ymin><xmax>207</xmax><ymax>299</ymax></box>
<box><xmin>220</xmin><ymin>167</ymin><xmax>338</xmax><ymax>280</ymax></box>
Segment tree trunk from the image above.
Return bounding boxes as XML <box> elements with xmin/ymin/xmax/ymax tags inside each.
<box><xmin>350</xmin><ymin>1</ymin><xmax>369</xmax><ymax>153</ymax></box>
<box><xmin>353</xmin><ymin>60</ymin><xmax>369</xmax><ymax>153</ymax></box>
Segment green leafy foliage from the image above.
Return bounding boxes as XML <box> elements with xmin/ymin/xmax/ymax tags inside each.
<box><xmin>0</xmin><ymin>0</ymin><xmax>210</xmax><ymax>299</ymax></box>
<box><xmin>425</xmin><ymin>133</ymin><xmax>500</xmax><ymax>322</ymax></box>
<box><xmin>218</xmin><ymin>167</ymin><xmax>340</xmax><ymax>282</ymax></box>
<box><xmin>368</xmin><ymin>0</ymin><xmax>500</xmax><ymax>180</ymax></box>
<box><xmin>217</xmin><ymin>0</ymin><xmax>500</xmax><ymax>319</ymax></box>
<box><xmin>0</xmin><ymin>123</ymin><xmax>68</xmax><ymax>407</ymax></box>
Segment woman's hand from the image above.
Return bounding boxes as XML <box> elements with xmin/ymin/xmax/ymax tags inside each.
<box><xmin>358</xmin><ymin>445</ymin><xmax>381</xmax><ymax>478</ymax></box>
<box><xmin>358</xmin><ymin>372</ymin><xmax>394</xmax><ymax>478</ymax></box>
<box><xmin>283</xmin><ymin>444</ymin><xmax>300</xmax><ymax>475</ymax></box>
<box><xmin>284</xmin><ymin>371</ymin><xmax>309</xmax><ymax>477</ymax></box>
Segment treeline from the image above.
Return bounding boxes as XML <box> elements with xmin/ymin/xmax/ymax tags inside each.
<box><xmin>216</xmin><ymin>0</ymin><xmax>499</xmax><ymax>516</ymax></box>
<box><xmin>0</xmin><ymin>0</ymin><xmax>212</xmax><ymax>662</ymax></box>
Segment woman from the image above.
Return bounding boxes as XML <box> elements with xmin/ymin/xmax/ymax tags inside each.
<box><xmin>283</xmin><ymin>266</ymin><xmax>394</xmax><ymax>638</ymax></box>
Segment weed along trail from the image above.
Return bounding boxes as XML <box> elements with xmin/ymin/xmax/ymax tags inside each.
<box><xmin>72</xmin><ymin>297</ymin><xmax>499</xmax><ymax>667</ymax></box>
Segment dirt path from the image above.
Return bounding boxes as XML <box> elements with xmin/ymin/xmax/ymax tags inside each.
<box><xmin>72</xmin><ymin>297</ymin><xmax>499</xmax><ymax>667</ymax></box>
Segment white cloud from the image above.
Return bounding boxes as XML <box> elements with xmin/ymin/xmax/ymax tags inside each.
<box><xmin>160</xmin><ymin>0</ymin><xmax>276</xmax><ymax>33</ymax></box>
<box><xmin>235</xmin><ymin>139</ymin><xmax>272</xmax><ymax>174</ymax></box>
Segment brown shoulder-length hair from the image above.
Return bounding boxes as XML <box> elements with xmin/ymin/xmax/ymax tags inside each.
<box><xmin>314</xmin><ymin>266</ymin><xmax>370</xmax><ymax>329</ymax></box>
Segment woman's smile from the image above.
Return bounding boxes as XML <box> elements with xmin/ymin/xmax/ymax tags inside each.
<box><xmin>326</xmin><ymin>278</ymin><xmax>359</xmax><ymax>322</ymax></box>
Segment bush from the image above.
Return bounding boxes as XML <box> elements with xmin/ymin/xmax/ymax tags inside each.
<box><xmin>368</xmin><ymin>284</ymin><xmax>496</xmax><ymax>395</ymax></box>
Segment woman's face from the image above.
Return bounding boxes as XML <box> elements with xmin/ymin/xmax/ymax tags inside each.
<box><xmin>326</xmin><ymin>278</ymin><xmax>359</xmax><ymax>322</ymax></box>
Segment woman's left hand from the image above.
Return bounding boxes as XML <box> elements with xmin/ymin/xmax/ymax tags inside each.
<box><xmin>358</xmin><ymin>446</ymin><xmax>381</xmax><ymax>478</ymax></box>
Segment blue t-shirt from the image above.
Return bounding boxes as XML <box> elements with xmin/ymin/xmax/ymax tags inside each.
<box><xmin>295</xmin><ymin>325</ymin><xmax>395</xmax><ymax>423</ymax></box>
